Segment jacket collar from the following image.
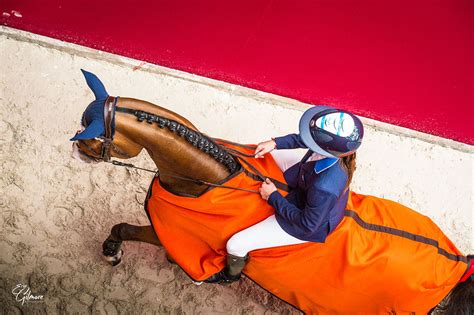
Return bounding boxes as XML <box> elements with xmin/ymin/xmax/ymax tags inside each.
<box><xmin>314</xmin><ymin>157</ymin><xmax>339</xmax><ymax>174</ymax></box>
<box><xmin>300</xmin><ymin>151</ymin><xmax>339</xmax><ymax>174</ymax></box>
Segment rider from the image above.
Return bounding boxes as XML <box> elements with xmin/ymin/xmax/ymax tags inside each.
<box><xmin>206</xmin><ymin>105</ymin><xmax>364</xmax><ymax>283</ymax></box>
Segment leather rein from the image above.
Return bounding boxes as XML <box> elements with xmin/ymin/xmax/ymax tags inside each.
<box><xmin>86</xmin><ymin>96</ymin><xmax>288</xmax><ymax>195</ymax></box>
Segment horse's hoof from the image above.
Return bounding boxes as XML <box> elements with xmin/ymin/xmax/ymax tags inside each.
<box><xmin>104</xmin><ymin>249</ymin><xmax>123</xmax><ymax>266</ymax></box>
<box><xmin>102</xmin><ymin>239</ymin><xmax>122</xmax><ymax>256</ymax></box>
<box><xmin>111</xmin><ymin>256</ymin><xmax>122</xmax><ymax>267</ymax></box>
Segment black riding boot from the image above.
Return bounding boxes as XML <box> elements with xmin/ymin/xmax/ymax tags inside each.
<box><xmin>204</xmin><ymin>254</ymin><xmax>248</xmax><ymax>284</ymax></box>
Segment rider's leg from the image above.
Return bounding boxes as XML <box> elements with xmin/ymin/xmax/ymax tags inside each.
<box><xmin>270</xmin><ymin>149</ymin><xmax>307</xmax><ymax>172</ymax></box>
<box><xmin>226</xmin><ymin>215</ymin><xmax>307</xmax><ymax>256</ymax></box>
<box><xmin>205</xmin><ymin>215</ymin><xmax>307</xmax><ymax>283</ymax></box>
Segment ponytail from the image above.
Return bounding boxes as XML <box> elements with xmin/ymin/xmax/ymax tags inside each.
<box><xmin>340</xmin><ymin>152</ymin><xmax>357</xmax><ymax>189</ymax></box>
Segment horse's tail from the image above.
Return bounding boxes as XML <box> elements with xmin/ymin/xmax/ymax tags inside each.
<box><xmin>436</xmin><ymin>255</ymin><xmax>474</xmax><ymax>315</ymax></box>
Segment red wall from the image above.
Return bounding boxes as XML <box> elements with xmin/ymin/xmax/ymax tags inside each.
<box><xmin>1</xmin><ymin>0</ymin><xmax>472</xmax><ymax>144</ymax></box>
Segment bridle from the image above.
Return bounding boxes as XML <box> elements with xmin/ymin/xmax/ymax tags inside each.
<box><xmin>73</xmin><ymin>96</ymin><xmax>117</xmax><ymax>162</ymax></box>
<box><xmin>99</xmin><ymin>96</ymin><xmax>117</xmax><ymax>162</ymax></box>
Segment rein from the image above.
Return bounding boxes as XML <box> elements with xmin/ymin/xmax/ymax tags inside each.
<box><xmin>108</xmin><ymin>160</ymin><xmax>261</xmax><ymax>194</ymax></box>
<box><xmin>91</xmin><ymin>96</ymin><xmax>289</xmax><ymax>195</ymax></box>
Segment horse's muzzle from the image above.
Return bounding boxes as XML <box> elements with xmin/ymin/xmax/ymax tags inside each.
<box><xmin>71</xmin><ymin>141</ymin><xmax>99</xmax><ymax>164</ymax></box>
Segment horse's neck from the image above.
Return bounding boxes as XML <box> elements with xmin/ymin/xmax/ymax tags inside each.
<box><xmin>115</xmin><ymin>98</ymin><xmax>233</xmax><ymax>196</ymax></box>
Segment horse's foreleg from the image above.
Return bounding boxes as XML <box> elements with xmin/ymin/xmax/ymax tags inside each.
<box><xmin>102</xmin><ymin>224</ymin><xmax>161</xmax><ymax>266</ymax></box>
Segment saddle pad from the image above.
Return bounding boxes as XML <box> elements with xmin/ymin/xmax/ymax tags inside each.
<box><xmin>145</xmin><ymin>143</ymin><xmax>468</xmax><ymax>314</ymax></box>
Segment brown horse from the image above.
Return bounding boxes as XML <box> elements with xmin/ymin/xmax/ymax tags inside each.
<box><xmin>71</xmin><ymin>70</ymin><xmax>473</xmax><ymax>314</ymax></box>
<box><xmin>72</xmin><ymin>100</ymin><xmax>235</xmax><ymax>259</ymax></box>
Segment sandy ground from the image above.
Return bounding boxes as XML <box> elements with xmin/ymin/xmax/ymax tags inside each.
<box><xmin>0</xmin><ymin>27</ymin><xmax>472</xmax><ymax>314</ymax></box>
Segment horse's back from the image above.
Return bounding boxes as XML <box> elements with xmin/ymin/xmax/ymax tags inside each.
<box><xmin>145</xmin><ymin>142</ymin><xmax>468</xmax><ymax>313</ymax></box>
<box><xmin>245</xmin><ymin>192</ymin><xmax>467</xmax><ymax>313</ymax></box>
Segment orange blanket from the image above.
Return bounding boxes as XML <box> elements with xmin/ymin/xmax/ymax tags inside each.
<box><xmin>145</xmin><ymin>143</ymin><xmax>468</xmax><ymax>314</ymax></box>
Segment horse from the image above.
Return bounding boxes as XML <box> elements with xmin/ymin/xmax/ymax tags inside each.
<box><xmin>71</xmin><ymin>70</ymin><xmax>473</xmax><ymax>314</ymax></box>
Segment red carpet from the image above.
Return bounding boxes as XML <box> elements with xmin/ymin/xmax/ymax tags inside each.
<box><xmin>1</xmin><ymin>0</ymin><xmax>472</xmax><ymax>144</ymax></box>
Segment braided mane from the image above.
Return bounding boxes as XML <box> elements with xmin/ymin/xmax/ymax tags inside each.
<box><xmin>116</xmin><ymin>107</ymin><xmax>239</xmax><ymax>173</ymax></box>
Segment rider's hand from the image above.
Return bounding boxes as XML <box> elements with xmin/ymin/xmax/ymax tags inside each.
<box><xmin>255</xmin><ymin>140</ymin><xmax>276</xmax><ymax>158</ymax></box>
<box><xmin>259</xmin><ymin>178</ymin><xmax>277</xmax><ymax>200</ymax></box>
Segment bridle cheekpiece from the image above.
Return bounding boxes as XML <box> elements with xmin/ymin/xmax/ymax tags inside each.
<box><xmin>100</xmin><ymin>96</ymin><xmax>118</xmax><ymax>162</ymax></box>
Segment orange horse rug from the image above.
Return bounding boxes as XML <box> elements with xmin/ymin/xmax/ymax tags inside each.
<box><xmin>145</xmin><ymin>142</ymin><xmax>468</xmax><ymax>314</ymax></box>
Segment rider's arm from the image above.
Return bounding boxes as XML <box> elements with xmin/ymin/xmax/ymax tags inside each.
<box><xmin>255</xmin><ymin>133</ymin><xmax>307</xmax><ymax>158</ymax></box>
<box><xmin>273</xmin><ymin>133</ymin><xmax>308</xmax><ymax>150</ymax></box>
<box><xmin>267</xmin><ymin>187</ymin><xmax>337</xmax><ymax>236</ymax></box>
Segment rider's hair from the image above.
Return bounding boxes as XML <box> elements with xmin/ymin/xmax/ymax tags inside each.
<box><xmin>340</xmin><ymin>152</ymin><xmax>357</xmax><ymax>188</ymax></box>
<box><xmin>436</xmin><ymin>255</ymin><xmax>474</xmax><ymax>315</ymax></box>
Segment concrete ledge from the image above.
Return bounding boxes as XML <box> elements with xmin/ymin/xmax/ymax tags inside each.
<box><xmin>2</xmin><ymin>26</ymin><xmax>471</xmax><ymax>153</ymax></box>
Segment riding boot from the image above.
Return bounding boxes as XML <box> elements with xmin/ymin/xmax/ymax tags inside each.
<box><xmin>204</xmin><ymin>254</ymin><xmax>248</xmax><ymax>284</ymax></box>
<box><xmin>226</xmin><ymin>254</ymin><xmax>247</xmax><ymax>279</ymax></box>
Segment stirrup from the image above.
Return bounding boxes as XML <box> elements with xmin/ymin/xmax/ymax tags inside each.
<box><xmin>204</xmin><ymin>269</ymin><xmax>240</xmax><ymax>284</ymax></box>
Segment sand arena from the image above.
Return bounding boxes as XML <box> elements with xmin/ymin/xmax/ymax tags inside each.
<box><xmin>1</xmin><ymin>27</ymin><xmax>472</xmax><ymax>314</ymax></box>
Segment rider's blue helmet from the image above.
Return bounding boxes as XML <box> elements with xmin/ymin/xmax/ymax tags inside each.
<box><xmin>299</xmin><ymin>106</ymin><xmax>364</xmax><ymax>158</ymax></box>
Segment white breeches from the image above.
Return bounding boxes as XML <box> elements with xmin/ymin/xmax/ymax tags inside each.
<box><xmin>226</xmin><ymin>215</ymin><xmax>308</xmax><ymax>257</ymax></box>
<box><xmin>270</xmin><ymin>148</ymin><xmax>307</xmax><ymax>172</ymax></box>
<box><xmin>226</xmin><ymin>149</ymin><xmax>309</xmax><ymax>257</ymax></box>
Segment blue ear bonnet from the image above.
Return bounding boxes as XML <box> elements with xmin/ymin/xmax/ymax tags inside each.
<box><xmin>70</xmin><ymin>70</ymin><xmax>115</xmax><ymax>141</ymax></box>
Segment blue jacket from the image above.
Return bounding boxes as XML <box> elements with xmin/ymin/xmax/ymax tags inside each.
<box><xmin>268</xmin><ymin>133</ymin><xmax>349</xmax><ymax>242</ymax></box>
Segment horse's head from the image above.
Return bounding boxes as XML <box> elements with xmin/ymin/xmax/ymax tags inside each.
<box><xmin>71</xmin><ymin>70</ymin><xmax>143</xmax><ymax>163</ymax></box>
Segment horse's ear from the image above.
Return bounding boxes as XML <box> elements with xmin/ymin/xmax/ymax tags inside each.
<box><xmin>70</xmin><ymin>120</ymin><xmax>105</xmax><ymax>141</ymax></box>
<box><xmin>81</xmin><ymin>69</ymin><xmax>109</xmax><ymax>100</ymax></box>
